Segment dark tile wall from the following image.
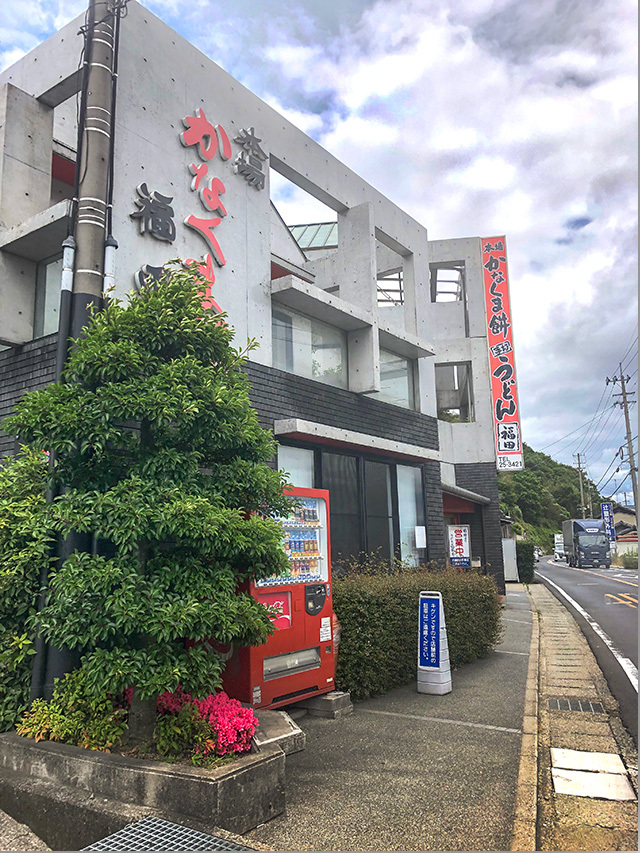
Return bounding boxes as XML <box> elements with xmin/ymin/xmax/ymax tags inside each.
<box><xmin>245</xmin><ymin>362</ymin><xmax>439</xmax><ymax>451</ymax></box>
<box><xmin>0</xmin><ymin>334</ymin><xmax>58</xmax><ymax>458</ymax></box>
<box><xmin>423</xmin><ymin>459</ymin><xmax>446</xmax><ymax>562</ymax></box>
<box><xmin>455</xmin><ymin>461</ymin><xmax>505</xmax><ymax>593</ymax></box>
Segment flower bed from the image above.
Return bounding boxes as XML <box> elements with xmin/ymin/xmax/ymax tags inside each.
<box><xmin>17</xmin><ymin>670</ymin><xmax>257</xmax><ymax>768</ymax></box>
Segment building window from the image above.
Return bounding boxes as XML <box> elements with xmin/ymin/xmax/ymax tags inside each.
<box><xmin>377</xmin><ymin>268</ymin><xmax>404</xmax><ymax>306</ymax></box>
<box><xmin>430</xmin><ymin>262</ymin><xmax>465</xmax><ymax>303</ymax></box>
<box><xmin>272</xmin><ymin>306</ymin><xmax>348</xmax><ymax>389</ymax></box>
<box><xmin>321</xmin><ymin>452</ymin><xmax>361</xmax><ymax>564</ymax></box>
<box><xmin>435</xmin><ymin>362</ymin><xmax>474</xmax><ymax>422</ymax></box>
<box><xmin>278</xmin><ymin>445</ymin><xmax>428</xmax><ymax>568</ymax></box>
<box><xmin>314</xmin><ymin>448</ymin><xmax>426</xmax><ymax>568</ymax></box>
<box><xmin>34</xmin><ymin>254</ymin><xmax>63</xmax><ymax>338</ymax></box>
<box><xmin>397</xmin><ymin>464</ymin><xmax>426</xmax><ymax>565</ymax></box>
<box><xmin>378</xmin><ymin>348</ymin><xmax>415</xmax><ymax>409</ymax></box>
<box><xmin>278</xmin><ymin>445</ymin><xmax>314</xmax><ymax>488</ymax></box>
<box><xmin>364</xmin><ymin>460</ymin><xmax>394</xmax><ymax>559</ymax></box>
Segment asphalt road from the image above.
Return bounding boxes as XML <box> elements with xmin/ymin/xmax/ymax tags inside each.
<box><xmin>535</xmin><ymin>555</ymin><xmax>638</xmax><ymax>745</ymax></box>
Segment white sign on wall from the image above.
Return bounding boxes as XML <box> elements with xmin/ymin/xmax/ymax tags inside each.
<box><xmin>448</xmin><ymin>524</ymin><xmax>471</xmax><ymax>568</ymax></box>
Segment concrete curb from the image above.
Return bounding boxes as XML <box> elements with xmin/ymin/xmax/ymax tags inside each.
<box><xmin>511</xmin><ymin>587</ymin><xmax>539</xmax><ymax>851</ymax></box>
<box><xmin>0</xmin><ymin>732</ymin><xmax>285</xmax><ymax>849</ymax></box>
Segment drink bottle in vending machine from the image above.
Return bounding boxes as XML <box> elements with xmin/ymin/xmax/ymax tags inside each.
<box><xmin>222</xmin><ymin>488</ymin><xmax>335</xmax><ymax>709</ymax></box>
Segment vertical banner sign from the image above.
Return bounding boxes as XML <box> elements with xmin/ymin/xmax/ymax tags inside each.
<box><xmin>419</xmin><ymin>595</ymin><xmax>440</xmax><ymax>668</ymax></box>
<box><xmin>448</xmin><ymin>524</ymin><xmax>471</xmax><ymax>568</ymax></box>
<box><xmin>600</xmin><ymin>502</ymin><xmax>616</xmax><ymax>545</ymax></box>
<box><xmin>417</xmin><ymin>592</ymin><xmax>452</xmax><ymax>695</ymax></box>
<box><xmin>481</xmin><ymin>237</ymin><xmax>524</xmax><ymax>472</ymax></box>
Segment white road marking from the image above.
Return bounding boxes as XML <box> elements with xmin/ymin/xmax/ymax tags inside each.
<box><xmin>360</xmin><ymin>708</ymin><xmax>520</xmax><ymax>734</ymax></box>
<box><xmin>536</xmin><ymin>571</ymin><xmax>638</xmax><ymax>693</ymax></box>
<box><xmin>494</xmin><ymin>650</ymin><xmax>529</xmax><ymax>656</ymax></box>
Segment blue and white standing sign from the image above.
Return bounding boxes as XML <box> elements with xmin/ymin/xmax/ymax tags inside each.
<box><xmin>600</xmin><ymin>502</ymin><xmax>616</xmax><ymax>544</ymax></box>
<box><xmin>417</xmin><ymin>591</ymin><xmax>452</xmax><ymax>695</ymax></box>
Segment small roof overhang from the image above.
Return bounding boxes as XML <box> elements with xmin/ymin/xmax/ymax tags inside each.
<box><xmin>442</xmin><ymin>482</ymin><xmax>491</xmax><ymax>506</ymax></box>
<box><xmin>0</xmin><ymin>200</ymin><xmax>71</xmax><ymax>262</ymax></box>
<box><xmin>271</xmin><ymin>275</ymin><xmax>373</xmax><ymax>331</ymax></box>
<box><xmin>274</xmin><ymin>418</ymin><xmax>440</xmax><ymax>464</ymax></box>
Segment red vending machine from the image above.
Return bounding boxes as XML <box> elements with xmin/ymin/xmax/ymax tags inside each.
<box><xmin>222</xmin><ymin>487</ymin><xmax>335</xmax><ymax>709</ymax></box>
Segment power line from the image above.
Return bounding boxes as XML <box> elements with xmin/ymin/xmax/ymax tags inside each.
<box><xmin>595</xmin><ymin>448</ymin><xmax>623</xmax><ymax>489</ymax></box>
<box><xmin>579</xmin><ymin>397</ymin><xmax>619</xmax><ymax>460</ymax></box>
<box><xmin>605</xmin><ymin>472</ymin><xmax>631</xmax><ymax>500</ymax></box>
<box><xmin>574</xmin><ymin>382</ymin><xmax>614</xmax><ymax>455</ymax></box>
<box><xmin>599</xmin><ymin>464</ymin><xmax>629</xmax><ymax>495</ymax></box>
<box><xmin>539</xmin><ymin>404</ymin><xmax>616</xmax><ymax>453</ymax></box>
<box><xmin>621</xmin><ymin>345</ymin><xmax>638</xmax><ymax>373</ymax></box>
<box><xmin>618</xmin><ymin>328</ymin><xmax>638</xmax><ymax>370</ymax></box>
<box><xmin>582</xmin><ymin>408</ymin><xmax>626</xmax><ymax>465</ymax></box>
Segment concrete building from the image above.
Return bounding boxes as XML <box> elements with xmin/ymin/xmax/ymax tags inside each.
<box><xmin>0</xmin><ymin>1</ymin><xmax>525</xmax><ymax>592</ymax></box>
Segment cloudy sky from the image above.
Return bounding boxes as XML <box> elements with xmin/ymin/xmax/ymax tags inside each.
<box><xmin>2</xmin><ymin>0</ymin><xmax>637</xmax><ymax>503</ymax></box>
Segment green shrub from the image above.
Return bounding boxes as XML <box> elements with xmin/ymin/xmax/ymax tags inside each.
<box><xmin>621</xmin><ymin>549</ymin><xmax>638</xmax><ymax>569</ymax></box>
<box><xmin>0</xmin><ymin>449</ymin><xmax>54</xmax><ymax>731</ymax></box>
<box><xmin>16</xmin><ymin>669</ymin><xmax>128</xmax><ymax>751</ymax></box>
<box><xmin>333</xmin><ymin>569</ymin><xmax>502</xmax><ymax>701</ymax></box>
<box><xmin>516</xmin><ymin>541</ymin><xmax>535</xmax><ymax>583</ymax></box>
<box><xmin>154</xmin><ymin>703</ymin><xmax>212</xmax><ymax>760</ymax></box>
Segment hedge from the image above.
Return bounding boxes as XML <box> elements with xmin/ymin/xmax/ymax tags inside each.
<box><xmin>516</xmin><ymin>541</ymin><xmax>535</xmax><ymax>584</ymax></box>
<box><xmin>333</xmin><ymin>570</ymin><xmax>502</xmax><ymax>701</ymax></box>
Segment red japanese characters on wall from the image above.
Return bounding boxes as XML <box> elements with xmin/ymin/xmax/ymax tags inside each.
<box><xmin>481</xmin><ymin>236</ymin><xmax>524</xmax><ymax>472</ymax></box>
<box><xmin>180</xmin><ymin>108</ymin><xmax>232</xmax><ymax>311</ymax></box>
<box><xmin>130</xmin><ymin>105</ymin><xmax>267</xmax><ymax>310</ymax></box>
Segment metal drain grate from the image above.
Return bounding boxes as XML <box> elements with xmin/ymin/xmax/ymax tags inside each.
<box><xmin>547</xmin><ymin>697</ymin><xmax>604</xmax><ymax>713</ymax></box>
<box><xmin>82</xmin><ymin>817</ymin><xmax>257</xmax><ymax>851</ymax></box>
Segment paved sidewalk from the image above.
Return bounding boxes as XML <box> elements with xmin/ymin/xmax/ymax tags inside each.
<box><xmin>247</xmin><ymin>584</ymin><xmax>534</xmax><ymax>851</ymax></box>
<box><xmin>530</xmin><ymin>583</ymin><xmax>638</xmax><ymax>851</ymax></box>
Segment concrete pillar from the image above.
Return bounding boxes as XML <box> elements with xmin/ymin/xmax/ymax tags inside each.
<box><xmin>337</xmin><ymin>203</ymin><xmax>377</xmax><ymax>311</ymax></box>
<box><xmin>402</xmin><ymin>243</ymin><xmax>430</xmax><ymax>339</ymax></box>
<box><xmin>0</xmin><ymin>83</ymin><xmax>53</xmax><ymax>229</ymax></box>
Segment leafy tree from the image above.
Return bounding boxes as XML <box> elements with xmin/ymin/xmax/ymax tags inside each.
<box><xmin>3</xmin><ymin>267</ymin><xmax>293</xmax><ymax>742</ymax></box>
<box><xmin>0</xmin><ymin>449</ymin><xmax>53</xmax><ymax>730</ymax></box>
<box><xmin>498</xmin><ymin>443</ymin><xmax>605</xmax><ymax>551</ymax></box>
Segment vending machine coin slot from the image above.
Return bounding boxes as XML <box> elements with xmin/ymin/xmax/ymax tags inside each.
<box><xmin>305</xmin><ymin>583</ymin><xmax>326</xmax><ymax>615</ymax></box>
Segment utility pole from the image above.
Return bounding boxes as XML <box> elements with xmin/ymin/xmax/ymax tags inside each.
<box><xmin>607</xmin><ymin>365</ymin><xmax>638</xmax><ymax>529</ymax></box>
<box><xmin>70</xmin><ymin>0</ymin><xmax>116</xmax><ymax>337</ymax></box>
<box><xmin>31</xmin><ymin>0</ymin><xmax>123</xmax><ymax>703</ymax></box>
<box><xmin>574</xmin><ymin>452</ymin><xmax>586</xmax><ymax>518</ymax></box>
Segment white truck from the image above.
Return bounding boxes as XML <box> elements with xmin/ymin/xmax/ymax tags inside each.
<box><xmin>553</xmin><ymin>533</ymin><xmax>564</xmax><ymax>561</ymax></box>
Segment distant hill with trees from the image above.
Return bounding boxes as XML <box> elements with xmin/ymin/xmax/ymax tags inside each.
<box><xmin>498</xmin><ymin>443</ymin><xmax>604</xmax><ymax>552</ymax></box>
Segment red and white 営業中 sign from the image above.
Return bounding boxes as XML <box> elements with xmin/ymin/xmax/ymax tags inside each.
<box><xmin>481</xmin><ymin>236</ymin><xmax>524</xmax><ymax>472</ymax></box>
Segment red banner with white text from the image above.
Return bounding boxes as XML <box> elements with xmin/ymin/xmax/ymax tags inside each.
<box><xmin>481</xmin><ymin>236</ymin><xmax>524</xmax><ymax>471</ymax></box>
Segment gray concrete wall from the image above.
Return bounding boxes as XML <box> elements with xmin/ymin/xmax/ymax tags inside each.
<box><xmin>428</xmin><ymin>237</ymin><xmax>496</xmax><ymax>466</ymax></box>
